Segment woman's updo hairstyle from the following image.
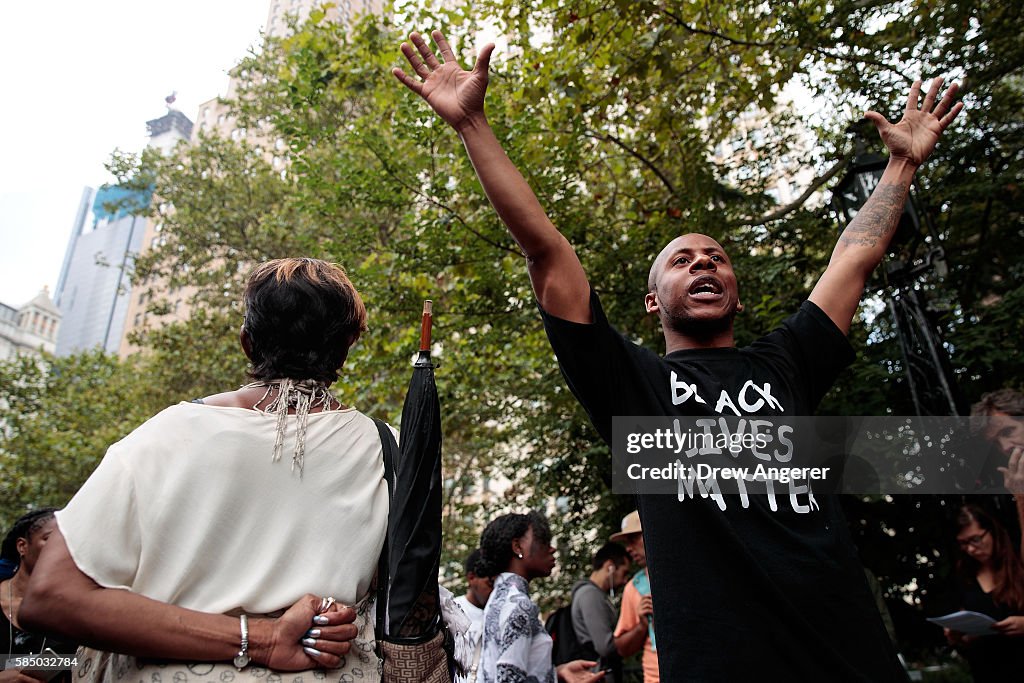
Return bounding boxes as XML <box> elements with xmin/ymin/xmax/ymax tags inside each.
<box><xmin>243</xmin><ymin>258</ymin><xmax>368</xmax><ymax>384</ymax></box>
<box><xmin>476</xmin><ymin>510</ymin><xmax>551</xmax><ymax>577</ymax></box>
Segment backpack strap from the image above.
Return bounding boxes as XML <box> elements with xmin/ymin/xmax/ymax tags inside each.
<box><xmin>373</xmin><ymin>418</ymin><xmax>397</xmax><ymax>652</ymax></box>
<box><xmin>570</xmin><ymin>581</ymin><xmax>590</xmax><ymax>600</ymax></box>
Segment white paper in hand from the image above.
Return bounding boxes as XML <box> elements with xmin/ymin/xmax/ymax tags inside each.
<box><xmin>926</xmin><ymin>610</ymin><xmax>998</xmax><ymax>636</ymax></box>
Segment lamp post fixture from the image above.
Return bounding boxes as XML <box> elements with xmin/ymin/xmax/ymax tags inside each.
<box><xmin>831</xmin><ymin>122</ymin><xmax>963</xmax><ymax>417</ymax></box>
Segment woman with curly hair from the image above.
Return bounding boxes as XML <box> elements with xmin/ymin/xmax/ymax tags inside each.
<box><xmin>944</xmin><ymin>504</ymin><xmax>1024</xmax><ymax>681</ymax></box>
<box><xmin>1</xmin><ymin>508</ymin><xmax>77</xmax><ymax>678</ymax></box>
<box><xmin>474</xmin><ymin>511</ymin><xmax>603</xmax><ymax>683</ymax></box>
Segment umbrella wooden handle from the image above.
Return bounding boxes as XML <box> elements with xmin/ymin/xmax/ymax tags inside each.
<box><xmin>419</xmin><ymin>300</ymin><xmax>432</xmax><ymax>352</ymax></box>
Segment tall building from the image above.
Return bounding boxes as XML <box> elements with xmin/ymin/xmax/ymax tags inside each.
<box><xmin>0</xmin><ymin>289</ymin><xmax>61</xmax><ymax>361</ymax></box>
<box><xmin>54</xmin><ymin>108</ymin><xmax>192</xmax><ymax>356</ymax></box>
<box><xmin>119</xmin><ymin>0</ymin><xmax>387</xmax><ymax>355</ymax></box>
<box><xmin>192</xmin><ymin>0</ymin><xmax>384</xmax><ymax>158</ymax></box>
<box><xmin>708</xmin><ymin>88</ymin><xmax>820</xmax><ymax>212</ymax></box>
<box><xmin>266</xmin><ymin>0</ymin><xmax>383</xmax><ymax>39</ymax></box>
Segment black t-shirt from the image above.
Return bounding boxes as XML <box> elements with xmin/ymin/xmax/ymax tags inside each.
<box><xmin>955</xmin><ymin>579</ymin><xmax>1024</xmax><ymax>683</ymax></box>
<box><xmin>540</xmin><ymin>291</ymin><xmax>907</xmax><ymax>682</ymax></box>
<box><xmin>0</xmin><ymin>608</ymin><xmax>49</xmax><ymax>653</ymax></box>
<box><xmin>0</xmin><ymin>608</ymin><xmax>77</xmax><ymax>683</ymax></box>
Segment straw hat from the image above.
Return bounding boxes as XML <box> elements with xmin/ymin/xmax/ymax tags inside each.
<box><xmin>609</xmin><ymin>510</ymin><xmax>642</xmax><ymax>542</ymax></box>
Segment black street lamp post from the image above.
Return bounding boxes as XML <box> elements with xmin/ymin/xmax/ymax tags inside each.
<box><xmin>831</xmin><ymin>124</ymin><xmax>963</xmax><ymax>417</ymax></box>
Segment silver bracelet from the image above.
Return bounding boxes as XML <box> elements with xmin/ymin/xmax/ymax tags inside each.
<box><xmin>234</xmin><ymin>614</ymin><xmax>250</xmax><ymax>669</ymax></box>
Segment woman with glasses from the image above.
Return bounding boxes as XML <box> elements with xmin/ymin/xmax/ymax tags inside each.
<box><xmin>944</xmin><ymin>504</ymin><xmax>1024</xmax><ymax>681</ymax></box>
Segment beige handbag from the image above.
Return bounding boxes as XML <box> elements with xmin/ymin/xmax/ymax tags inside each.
<box><xmin>379</xmin><ymin>630</ymin><xmax>450</xmax><ymax>683</ymax></box>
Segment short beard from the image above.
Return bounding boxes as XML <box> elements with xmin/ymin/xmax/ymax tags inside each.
<box><xmin>665</xmin><ymin>310</ymin><xmax>736</xmax><ymax>339</ymax></box>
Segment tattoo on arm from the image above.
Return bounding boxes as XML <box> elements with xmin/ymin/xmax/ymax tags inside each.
<box><xmin>839</xmin><ymin>183</ymin><xmax>907</xmax><ymax>249</ymax></box>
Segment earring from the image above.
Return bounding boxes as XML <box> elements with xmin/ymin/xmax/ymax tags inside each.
<box><xmin>516</xmin><ymin>553</ymin><xmax>524</xmax><ymax>559</ymax></box>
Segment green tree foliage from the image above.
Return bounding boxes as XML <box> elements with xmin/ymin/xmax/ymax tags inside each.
<box><xmin>0</xmin><ymin>351</ymin><xmax>162</xmax><ymax>529</ymax></box>
<box><xmin>3</xmin><ymin>1</ymin><xmax>1020</xmax><ymax>660</ymax></box>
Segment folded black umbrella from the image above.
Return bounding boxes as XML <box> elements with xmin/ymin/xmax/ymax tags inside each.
<box><xmin>384</xmin><ymin>301</ymin><xmax>443</xmax><ymax>638</ymax></box>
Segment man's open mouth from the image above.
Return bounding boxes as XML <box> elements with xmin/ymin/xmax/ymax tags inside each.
<box><xmin>688</xmin><ymin>276</ymin><xmax>723</xmax><ymax>298</ymax></box>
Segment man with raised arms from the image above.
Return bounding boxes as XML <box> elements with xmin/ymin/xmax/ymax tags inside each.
<box><xmin>395</xmin><ymin>30</ymin><xmax>962</xmax><ymax>681</ymax></box>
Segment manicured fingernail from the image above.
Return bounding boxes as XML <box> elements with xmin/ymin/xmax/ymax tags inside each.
<box><xmin>303</xmin><ymin>637</ymin><xmax>317</xmax><ymax>647</ymax></box>
<box><xmin>313</xmin><ymin>615</ymin><xmax>329</xmax><ymax>625</ymax></box>
<box><xmin>304</xmin><ymin>646</ymin><xmax>322</xmax><ymax>657</ymax></box>
<box><xmin>305</xmin><ymin>628</ymin><xmax>321</xmax><ymax>637</ymax></box>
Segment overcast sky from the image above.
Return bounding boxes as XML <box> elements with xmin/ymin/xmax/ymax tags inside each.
<box><xmin>0</xmin><ymin>0</ymin><xmax>270</xmax><ymax>307</ymax></box>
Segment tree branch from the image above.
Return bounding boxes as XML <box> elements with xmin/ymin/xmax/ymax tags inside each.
<box><xmin>657</xmin><ymin>3</ymin><xmax>902</xmax><ymax>71</ymax></box>
<box><xmin>810</xmin><ymin>45</ymin><xmax>900</xmax><ymax>71</ymax></box>
<box><xmin>585</xmin><ymin>130</ymin><xmax>677</xmax><ymax>196</ymax></box>
<box><xmin>824</xmin><ymin>0</ymin><xmax>896</xmax><ymax>27</ymax></box>
<box><xmin>656</xmin><ymin>5</ymin><xmax>776</xmax><ymax>48</ymax></box>
<box><xmin>363</xmin><ymin>139</ymin><xmax>523</xmax><ymax>257</ymax></box>
<box><xmin>737</xmin><ymin>154</ymin><xmax>851</xmax><ymax>226</ymax></box>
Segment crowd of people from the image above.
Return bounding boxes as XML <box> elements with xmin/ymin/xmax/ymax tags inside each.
<box><xmin>2</xmin><ymin>24</ymin><xmax>1023</xmax><ymax>683</ymax></box>
<box><xmin>448</xmin><ymin>492</ymin><xmax>1023</xmax><ymax>682</ymax></box>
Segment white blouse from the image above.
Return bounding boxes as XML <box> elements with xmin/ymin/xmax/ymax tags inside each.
<box><xmin>478</xmin><ymin>572</ymin><xmax>555</xmax><ymax>683</ymax></box>
<box><xmin>57</xmin><ymin>401</ymin><xmax>389</xmax><ymax>615</ymax></box>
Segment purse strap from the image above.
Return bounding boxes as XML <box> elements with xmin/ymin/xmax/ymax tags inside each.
<box><xmin>372</xmin><ymin>418</ymin><xmax>398</xmax><ymax>656</ymax></box>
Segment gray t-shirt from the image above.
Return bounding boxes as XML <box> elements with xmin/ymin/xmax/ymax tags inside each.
<box><xmin>570</xmin><ymin>578</ymin><xmax>619</xmax><ymax>680</ymax></box>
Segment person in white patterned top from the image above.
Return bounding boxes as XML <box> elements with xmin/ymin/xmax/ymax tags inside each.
<box><xmin>474</xmin><ymin>511</ymin><xmax>603</xmax><ymax>683</ymax></box>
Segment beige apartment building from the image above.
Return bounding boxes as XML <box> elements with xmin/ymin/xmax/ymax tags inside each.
<box><xmin>109</xmin><ymin>109</ymin><xmax>193</xmax><ymax>357</ymax></box>
<box><xmin>709</xmin><ymin>101</ymin><xmax>818</xmax><ymax>212</ymax></box>
<box><xmin>118</xmin><ymin>0</ymin><xmax>385</xmax><ymax>357</ymax></box>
